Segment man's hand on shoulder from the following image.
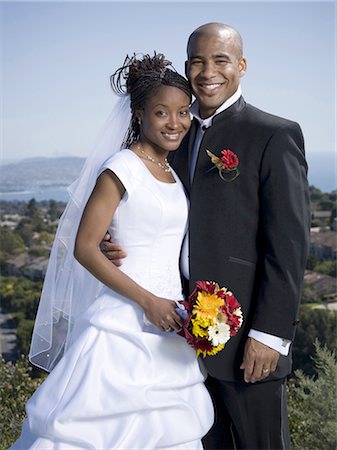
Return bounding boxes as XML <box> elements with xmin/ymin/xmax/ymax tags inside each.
<box><xmin>240</xmin><ymin>337</ymin><xmax>280</xmax><ymax>383</ymax></box>
<box><xmin>100</xmin><ymin>233</ymin><xmax>127</xmax><ymax>267</ymax></box>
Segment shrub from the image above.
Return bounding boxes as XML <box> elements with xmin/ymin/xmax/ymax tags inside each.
<box><xmin>288</xmin><ymin>341</ymin><xmax>337</xmax><ymax>450</ymax></box>
<box><xmin>0</xmin><ymin>356</ymin><xmax>45</xmax><ymax>450</ymax></box>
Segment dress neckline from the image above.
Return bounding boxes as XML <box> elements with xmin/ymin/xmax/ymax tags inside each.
<box><xmin>125</xmin><ymin>149</ymin><xmax>178</xmax><ymax>186</ymax></box>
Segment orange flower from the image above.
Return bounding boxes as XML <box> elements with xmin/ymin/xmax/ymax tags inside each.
<box><xmin>193</xmin><ymin>292</ymin><xmax>224</xmax><ymax>320</ymax></box>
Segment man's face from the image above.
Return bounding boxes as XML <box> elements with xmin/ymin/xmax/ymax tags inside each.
<box><xmin>185</xmin><ymin>31</ymin><xmax>246</xmax><ymax>119</ymax></box>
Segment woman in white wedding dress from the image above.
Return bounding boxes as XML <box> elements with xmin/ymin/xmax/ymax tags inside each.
<box><xmin>10</xmin><ymin>54</ymin><xmax>214</xmax><ymax>450</ymax></box>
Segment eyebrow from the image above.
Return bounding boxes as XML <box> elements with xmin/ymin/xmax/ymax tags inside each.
<box><xmin>154</xmin><ymin>103</ymin><xmax>190</xmax><ymax>108</ymax></box>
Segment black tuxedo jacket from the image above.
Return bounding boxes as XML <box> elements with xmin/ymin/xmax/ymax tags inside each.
<box><xmin>171</xmin><ymin>96</ymin><xmax>310</xmax><ymax>382</ymax></box>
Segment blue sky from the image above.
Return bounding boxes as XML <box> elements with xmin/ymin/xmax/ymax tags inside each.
<box><xmin>1</xmin><ymin>1</ymin><xmax>336</xmax><ymax>168</ymax></box>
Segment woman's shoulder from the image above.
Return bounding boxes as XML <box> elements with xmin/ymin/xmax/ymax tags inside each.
<box><xmin>99</xmin><ymin>149</ymin><xmax>145</xmax><ymax>190</ymax></box>
<box><xmin>100</xmin><ymin>149</ymin><xmax>144</xmax><ymax>174</ymax></box>
<box><xmin>102</xmin><ymin>148</ymin><xmax>138</xmax><ymax>167</ymax></box>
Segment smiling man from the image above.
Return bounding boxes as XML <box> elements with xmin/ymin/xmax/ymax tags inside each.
<box><xmin>170</xmin><ymin>23</ymin><xmax>311</xmax><ymax>450</ymax></box>
<box><xmin>186</xmin><ymin>25</ymin><xmax>246</xmax><ymax>119</ymax></box>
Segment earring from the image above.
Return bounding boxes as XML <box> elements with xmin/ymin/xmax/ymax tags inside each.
<box><xmin>138</xmin><ymin>118</ymin><xmax>142</xmax><ymax>125</ymax></box>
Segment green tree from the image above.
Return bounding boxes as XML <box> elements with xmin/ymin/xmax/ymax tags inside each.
<box><xmin>0</xmin><ymin>356</ymin><xmax>45</xmax><ymax>450</ymax></box>
<box><xmin>313</xmin><ymin>260</ymin><xmax>337</xmax><ymax>277</ymax></box>
<box><xmin>288</xmin><ymin>341</ymin><xmax>337</xmax><ymax>450</ymax></box>
<box><xmin>28</xmin><ymin>244</ymin><xmax>49</xmax><ymax>257</ymax></box>
<box><xmin>48</xmin><ymin>199</ymin><xmax>62</xmax><ymax>221</ymax></box>
<box><xmin>0</xmin><ymin>276</ymin><xmax>42</xmax><ymax>356</ymax></box>
<box><xmin>0</xmin><ymin>276</ymin><xmax>41</xmax><ymax>319</ymax></box>
<box><xmin>306</xmin><ymin>254</ymin><xmax>319</xmax><ymax>271</ymax></box>
<box><xmin>16</xmin><ymin>320</ymin><xmax>35</xmax><ymax>355</ymax></box>
<box><xmin>301</xmin><ymin>285</ymin><xmax>318</xmax><ymax>304</ymax></box>
<box><xmin>316</xmin><ymin>195</ymin><xmax>334</xmax><ymax>211</ymax></box>
<box><xmin>329</xmin><ymin>205</ymin><xmax>337</xmax><ymax>229</ymax></box>
<box><xmin>26</xmin><ymin>198</ymin><xmax>39</xmax><ymax>220</ymax></box>
<box><xmin>292</xmin><ymin>306</ymin><xmax>336</xmax><ymax>376</ymax></box>
<box><xmin>16</xmin><ymin>220</ymin><xmax>34</xmax><ymax>247</ymax></box>
<box><xmin>0</xmin><ymin>228</ymin><xmax>26</xmax><ymax>256</ymax></box>
<box><xmin>309</xmin><ymin>185</ymin><xmax>323</xmax><ymax>203</ymax></box>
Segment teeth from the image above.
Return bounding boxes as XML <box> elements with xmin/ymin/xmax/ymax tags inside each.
<box><xmin>202</xmin><ymin>83</ymin><xmax>222</xmax><ymax>91</ymax></box>
<box><xmin>163</xmin><ymin>133</ymin><xmax>180</xmax><ymax>139</ymax></box>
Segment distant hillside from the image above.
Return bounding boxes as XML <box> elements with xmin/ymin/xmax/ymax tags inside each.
<box><xmin>0</xmin><ymin>152</ymin><xmax>335</xmax><ymax>194</ymax></box>
<box><xmin>0</xmin><ymin>157</ymin><xmax>85</xmax><ymax>192</ymax></box>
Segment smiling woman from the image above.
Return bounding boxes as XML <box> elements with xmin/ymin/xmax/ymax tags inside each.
<box><xmin>9</xmin><ymin>53</ymin><xmax>214</xmax><ymax>450</ymax></box>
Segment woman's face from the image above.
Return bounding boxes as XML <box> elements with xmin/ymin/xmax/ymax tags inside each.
<box><xmin>138</xmin><ymin>85</ymin><xmax>191</xmax><ymax>153</ymax></box>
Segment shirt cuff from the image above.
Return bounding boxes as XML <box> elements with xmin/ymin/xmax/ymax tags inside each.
<box><xmin>248</xmin><ymin>329</ymin><xmax>291</xmax><ymax>356</ymax></box>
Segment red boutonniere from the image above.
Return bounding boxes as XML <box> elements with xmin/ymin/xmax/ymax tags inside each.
<box><xmin>206</xmin><ymin>149</ymin><xmax>240</xmax><ymax>182</ymax></box>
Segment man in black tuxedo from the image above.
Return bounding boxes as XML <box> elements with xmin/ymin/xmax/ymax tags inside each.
<box><xmin>102</xmin><ymin>22</ymin><xmax>310</xmax><ymax>450</ymax></box>
<box><xmin>169</xmin><ymin>23</ymin><xmax>310</xmax><ymax>450</ymax></box>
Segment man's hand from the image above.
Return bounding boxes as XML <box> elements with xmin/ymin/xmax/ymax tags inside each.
<box><xmin>240</xmin><ymin>337</ymin><xmax>280</xmax><ymax>383</ymax></box>
<box><xmin>100</xmin><ymin>233</ymin><xmax>127</xmax><ymax>267</ymax></box>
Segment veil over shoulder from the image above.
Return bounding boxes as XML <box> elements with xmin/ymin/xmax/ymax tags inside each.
<box><xmin>29</xmin><ymin>95</ymin><xmax>132</xmax><ymax>372</ymax></box>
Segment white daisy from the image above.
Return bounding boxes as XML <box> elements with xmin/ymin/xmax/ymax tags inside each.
<box><xmin>208</xmin><ymin>321</ymin><xmax>231</xmax><ymax>346</ymax></box>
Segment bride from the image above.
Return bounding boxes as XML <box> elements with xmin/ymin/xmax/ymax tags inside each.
<box><xmin>10</xmin><ymin>53</ymin><xmax>214</xmax><ymax>449</ymax></box>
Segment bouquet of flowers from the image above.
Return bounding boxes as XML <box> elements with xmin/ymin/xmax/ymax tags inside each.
<box><xmin>176</xmin><ymin>281</ymin><xmax>243</xmax><ymax>357</ymax></box>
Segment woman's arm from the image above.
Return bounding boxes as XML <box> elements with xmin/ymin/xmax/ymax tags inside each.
<box><xmin>74</xmin><ymin>170</ymin><xmax>182</xmax><ymax>331</ymax></box>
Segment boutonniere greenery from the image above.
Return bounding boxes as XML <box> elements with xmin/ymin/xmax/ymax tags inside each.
<box><xmin>206</xmin><ymin>149</ymin><xmax>240</xmax><ymax>182</ymax></box>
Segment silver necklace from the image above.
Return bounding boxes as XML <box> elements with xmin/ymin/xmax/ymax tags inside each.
<box><xmin>136</xmin><ymin>144</ymin><xmax>171</xmax><ymax>173</ymax></box>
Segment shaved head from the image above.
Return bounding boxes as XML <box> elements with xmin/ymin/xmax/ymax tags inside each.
<box><xmin>187</xmin><ymin>23</ymin><xmax>243</xmax><ymax>60</ymax></box>
<box><xmin>185</xmin><ymin>22</ymin><xmax>247</xmax><ymax>117</ymax></box>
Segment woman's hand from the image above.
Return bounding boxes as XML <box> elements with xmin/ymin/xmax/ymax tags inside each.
<box><xmin>143</xmin><ymin>296</ymin><xmax>184</xmax><ymax>332</ymax></box>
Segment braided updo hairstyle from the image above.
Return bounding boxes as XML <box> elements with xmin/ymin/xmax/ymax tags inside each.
<box><xmin>110</xmin><ymin>53</ymin><xmax>192</xmax><ymax>148</ymax></box>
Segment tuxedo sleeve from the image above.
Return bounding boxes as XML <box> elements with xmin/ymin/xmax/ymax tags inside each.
<box><xmin>252</xmin><ymin>121</ymin><xmax>310</xmax><ymax>340</ymax></box>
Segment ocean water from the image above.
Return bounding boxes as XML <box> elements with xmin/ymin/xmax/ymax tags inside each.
<box><xmin>306</xmin><ymin>152</ymin><xmax>336</xmax><ymax>193</ymax></box>
<box><xmin>0</xmin><ymin>186</ymin><xmax>70</xmax><ymax>202</ymax></box>
<box><xmin>0</xmin><ymin>152</ymin><xmax>335</xmax><ymax>203</ymax></box>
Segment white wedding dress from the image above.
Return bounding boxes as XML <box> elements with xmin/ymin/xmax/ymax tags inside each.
<box><xmin>11</xmin><ymin>150</ymin><xmax>214</xmax><ymax>450</ymax></box>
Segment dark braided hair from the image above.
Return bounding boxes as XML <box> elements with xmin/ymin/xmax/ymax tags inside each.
<box><xmin>110</xmin><ymin>53</ymin><xmax>192</xmax><ymax>148</ymax></box>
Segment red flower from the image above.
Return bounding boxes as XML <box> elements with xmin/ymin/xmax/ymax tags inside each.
<box><xmin>206</xmin><ymin>149</ymin><xmax>240</xmax><ymax>182</ymax></box>
<box><xmin>220</xmin><ymin>149</ymin><xmax>239</xmax><ymax>170</ymax></box>
<box><xmin>195</xmin><ymin>280</ymin><xmax>218</xmax><ymax>295</ymax></box>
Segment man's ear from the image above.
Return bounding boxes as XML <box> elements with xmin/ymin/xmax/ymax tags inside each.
<box><xmin>239</xmin><ymin>57</ymin><xmax>247</xmax><ymax>78</ymax></box>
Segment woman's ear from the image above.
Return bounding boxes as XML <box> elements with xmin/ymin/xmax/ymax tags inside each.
<box><xmin>135</xmin><ymin>110</ymin><xmax>143</xmax><ymax>125</ymax></box>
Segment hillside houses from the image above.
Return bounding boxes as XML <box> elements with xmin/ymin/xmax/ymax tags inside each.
<box><xmin>310</xmin><ymin>231</ymin><xmax>337</xmax><ymax>260</ymax></box>
<box><xmin>5</xmin><ymin>253</ymin><xmax>48</xmax><ymax>281</ymax></box>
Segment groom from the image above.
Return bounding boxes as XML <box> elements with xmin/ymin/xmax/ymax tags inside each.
<box><xmin>103</xmin><ymin>23</ymin><xmax>310</xmax><ymax>449</ymax></box>
<box><xmin>170</xmin><ymin>23</ymin><xmax>310</xmax><ymax>449</ymax></box>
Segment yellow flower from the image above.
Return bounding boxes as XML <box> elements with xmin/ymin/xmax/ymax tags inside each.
<box><xmin>191</xmin><ymin>320</ymin><xmax>209</xmax><ymax>338</ymax></box>
<box><xmin>192</xmin><ymin>314</ymin><xmax>213</xmax><ymax>328</ymax></box>
<box><xmin>193</xmin><ymin>292</ymin><xmax>224</xmax><ymax>320</ymax></box>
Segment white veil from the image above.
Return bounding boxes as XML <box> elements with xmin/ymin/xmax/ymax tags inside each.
<box><xmin>29</xmin><ymin>95</ymin><xmax>132</xmax><ymax>372</ymax></box>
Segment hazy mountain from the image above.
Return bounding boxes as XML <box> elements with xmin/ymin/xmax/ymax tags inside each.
<box><xmin>0</xmin><ymin>152</ymin><xmax>335</xmax><ymax>194</ymax></box>
<box><xmin>0</xmin><ymin>157</ymin><xmax>85</xmax><ymax>192</ymax></box>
